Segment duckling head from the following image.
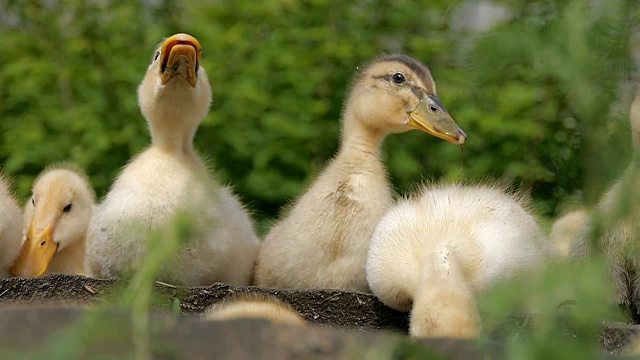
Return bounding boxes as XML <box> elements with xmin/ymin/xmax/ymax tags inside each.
<box><xmin>344</xmin><ymin>54</ymin><xmax>466</xmax><ymax>145</ymax></box>
<box><xmin>137</xmin><ymin>33</ymin><xmax>212</xmax><ymax>151</ymax></box>
<box><xmin>11</xmin><ymin>167</ymin><xmax>95</xmax><ymax>277</ymax></box>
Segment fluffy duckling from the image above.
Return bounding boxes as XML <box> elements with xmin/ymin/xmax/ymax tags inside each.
<box><xmin>204</xmin><ymin>293</ymin><xmax>306</xmax><ymax>326</ymax></box>
<box><xmin>366</xmin><ymin>183</ymin><xmax>549</xmax><ymax>338</ymax></box>
<box><xmin>0</xmin><ymin>175</ymin><xmax>22</xmax><ymax>278</ymax></box>
<box><xmin>85</xmin><ymin>34</ymin><xmax>259</xmax><ymax>286</ymax></box>
<box><xmin>570</xmin><ymin>88</ymin><xmax>640</xmax><ymax>322</ymax></box>
<box><xmin>12</xmin><ymin>165</ymin><xmax>95</xmax><ymax>277</ymax></box>
<box><xmin>549</xmin><ymin>208</ymin><xmax>588</xmax><ymax>256</ymax></box>
<box><xmin>254</xmin><ymin>54</ymin><xmax>467</xmax><ymax>292</ymax></box>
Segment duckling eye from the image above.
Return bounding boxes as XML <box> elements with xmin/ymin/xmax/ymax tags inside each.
<box><xmin>430</xmin><ymin>105</ymin><xmax>439</xmax><ymax>113</ymax></box>
<box><xmin>31</xmin><ymin>197</ymin><xmax>35</xmax><ymax>206</ymax></box>
<box><xmin>153</xmin><ymin>50</ymin><xmax>161</xmax><ymax>62</ymax></box>
<box><xmin>392</xmin><ymin>73</ymin><xmax>406</xmax><ymax>85</ymax></box>
<box><xmin>63</xmin><ymin>203</ymin><xmax>73</xmax><ymax>213</ymax></box>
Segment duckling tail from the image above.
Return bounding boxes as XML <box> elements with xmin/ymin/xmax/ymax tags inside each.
<box><xmin>409</xmin><ymin>248</ymin><xmax>480</xmax><ymax>339</ymax></box>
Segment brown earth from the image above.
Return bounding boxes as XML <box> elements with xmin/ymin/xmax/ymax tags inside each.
<box><xmin>0</xmin><ymin>274</ymin><xmax>638</xmax><ymax>358</ymax></box>
<box><xmin>0</xmin><ymin>274</ymin><xmax>408</xmax><ymax>330</ymax></box>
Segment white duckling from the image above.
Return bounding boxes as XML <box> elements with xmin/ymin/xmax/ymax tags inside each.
<box><xmin>366</xmin><ymin>183</ymin><xmax>549</xmax><ymax>338</ymax></box>
<box><xmin>570</xmin><ymin>87</ymin><xmax>640</xmax><ymax>321</ymax></box>
<box><xmin>254</xmin><ymin>54</ymin><xmax>467</xmax><ymax>292</ymax></box>
<box><xmin>11</xmin><ymin>165</ymin><xmax>95</xmax><ymax>277</ymax></box>
<box><xmin>85</xmin><ymin>33</ymin><xmax>259</xmax><ymax>286</ymax></box>
<box><xmin>0</xmin><ymin>175</ymin><xmax>22</xmax><ymax>278</ymax></box>
<box><xmin>204</xmin><ymin>293</ymin><xmax>306</xmax><ymax>326</ymax></box>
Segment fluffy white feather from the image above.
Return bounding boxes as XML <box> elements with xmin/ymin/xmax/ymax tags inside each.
<box><xmin>366</xmin><ymin>183</ymin><xmax>549</xmax><ymax>338</ymax></box>
<box><xmin>0</xmin><ymin>175</ymin><xmax>22</xmax><ymax>278</ymax></box>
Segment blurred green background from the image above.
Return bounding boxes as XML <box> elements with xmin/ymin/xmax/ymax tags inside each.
<box><xmin>1</xmin><ymin>0</ymin><xmax>638</xmax><ymax>233</ymax></box>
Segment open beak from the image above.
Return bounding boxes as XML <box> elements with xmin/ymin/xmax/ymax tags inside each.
<box><xmin>409</xmin><ymin>95</ymin><xmax>467</xmax><ymax>145</ymax></box>
<box><xmin>11</xmin><ymin>224</ymin><xmax>57</xmax><ymax>277</ymax></box>
<box><xmin>159</xmin><ymin>33</ymin><xmax>201</xmax><ymax>87</ymax></box>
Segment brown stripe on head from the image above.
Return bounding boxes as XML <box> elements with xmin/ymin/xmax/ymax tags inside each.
<box><xmin>365</xmin><ymin>54</ymin><xmax>436</xmax><ymax>94</ymax></box>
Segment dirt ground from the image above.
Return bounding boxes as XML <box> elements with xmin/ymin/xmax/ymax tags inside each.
<box><xmin>0</xmin><ymin>274</ymin><xmax>408</xmax><ymax>330</ymax></box>
<box><xmin>0</xmin><ymin>274</ymin><xmax>638</xmax><ymax>358</ymax></box>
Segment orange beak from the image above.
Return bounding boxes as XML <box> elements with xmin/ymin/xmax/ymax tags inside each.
<box><xmin>159</xmin><ymin>33</ymin><xmax>201</xmax><ymax>87</ymax></box>
<box><xmin>11</xmin><ymin>224</ymin><xmax>57</xmax><ymax>277</ymax></box>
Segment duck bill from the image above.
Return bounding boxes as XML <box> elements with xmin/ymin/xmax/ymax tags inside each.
<box><xmin>11</xmin><ymin>224</ymin><xmax>57</xmax><ymax>277</ymax></box>
<box><xmin>160</xmin><ymin>33</ymin><xmax>201</xmax><ymax>87</ymax></box>
<box><xmin>408</xmin><ymin>95</ymin><xmax>467</xmax><ymax>145</ymax></box>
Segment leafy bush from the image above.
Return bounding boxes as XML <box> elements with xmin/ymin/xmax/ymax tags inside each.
<box><xmin>0</xmin><ymin>0</ymin><xmax>637</xmax><ymax>230</ymax></box>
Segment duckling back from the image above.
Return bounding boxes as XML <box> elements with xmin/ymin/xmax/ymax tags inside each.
<box><xmin>549</xmin><ymin>209</ymin><xmax>588</xmax><ymax>256</ymax></box>
<box><xmin>569</xmin><ymin>88</ymin><xmax>640</xmax><ymax>321</ymax></box>
<box><xmin>570</xmin><ymin>166</ymin><xmax>640</xmax><ymax>319</ymax></box>
<box><xmin>0</xmin><ymin>175</ymin><xmax>22</xmax><ymax>278</ymax></box>
<box><xmin>255</xmin><ymin>151</ymin><xmax>392</xmax><ymax>291</ymax></box>
<box><xmin>366</xmin><ymin>183</ymin><xmax>548</xmax><ymax>338</ymax></box>
<box><xmin>86</xmin><ymin>148</ymin><xmax>259</xmax><ymax>285</ymax></box>
<box><xmin>204</xmin><ymin>293</ymin><xmax>306</xmax><ymax>326</ymax></box>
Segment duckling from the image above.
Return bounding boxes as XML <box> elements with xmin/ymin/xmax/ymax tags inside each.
<box><xmin>366</xmin><ymin>183</ymin><xmax>549</xmax><ymax>338</ymax></box>
<box><xmin>570</xmin><ymin>88</ymin><xmax>640</xmax><ymax>322</ymax></box>
<box><xmin>85</xmin><ymin>34</ymin><xmax>259</xmax><ymax>286</ymax></box>
<box><xmin>11</xmin><ymin>165</ymin><xmax>95</xmax><ymax>277</ymax></box>
<box><xmin>254</xmin><ymin>54</ymin><xmax>467</xmax><ymax>292</ymax></box>
<box><xmin>203</xmin><ymin>293</ymin><xmax>306</xmax><ymax>326</ymax></box>
<box><xmin>0</xmin><ymin>175</ymin><xmax>22</xmax><ymax>278</ymax></box>
<box><xmin>549</xmin><ymin>208</ymin><xmax>588</xmax><ymax>256</ymax></box>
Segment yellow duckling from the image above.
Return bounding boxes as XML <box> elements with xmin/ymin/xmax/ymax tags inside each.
<box><xmin>570</xmin><ymin>87</ymin><xmax>640</xmax><ymax>321</ymax></box>
<box><xmin>549</xmin><ymin>208</ymin><xmax>588</xmax><ymax>256</ymax></box>
<box><xmin>0</xmin><ymin>175</ymin><xmax>22</xmax><ymax>278</ymax></box>
<box><xmin>254</xmin><ymin>54</ymin><xmax>466</xmax><ymax>292</ymax></box>
<box><xmin>204</xmin><ymin>293</ymin><xmax>306</xmax><ymax>326</ymax></box>
<box><xmin>12</xmin><ymin>165</ymin><xmax>95</xmax><ymax>277</ymax></box>
<box><xmin>366</xmin><ymin>183</ymin><xmax>549</xmax><ymax>338</ymax></box>
<box><xmin>85</xmin><ymin>34</ymin><xmax>260</xmax><ymax>286</ymax></box>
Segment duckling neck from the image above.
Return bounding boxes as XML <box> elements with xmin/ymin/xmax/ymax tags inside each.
<box><xmin>338</xmin><ymin>114</ymin><xmax>385</xmax><ymax>158</ymax></box>
<box><xmin>148</xmin><ymin>121</ymin><xmax>197</xmax><ymax>155</ymax></box>
<box><xmin>138</xmin><ymin>66</ymin><xmax>212</xmax><ymax>155</ymax></box>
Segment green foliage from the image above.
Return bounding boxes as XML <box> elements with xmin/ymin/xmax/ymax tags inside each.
<box><xmin>1</xmin><ymin>0</ymin><xmax>154</xmax><ymax>200</ymax></box>
<box><xmin>478</xmin><ymin>255</ymin><xmax>622</xmax><ymax>359</ymax></box>
<box><xmin>0</xmin><ymin>0</ymin><xmax>637</xmax><ymax>227</ymax></box>
<box><xmin>464</xmin><ymin>0</ymin><xmax>636</xmax><ymax>214</ymax></box>
<box><xmin>185</xmin><ymin>0</ymin><xmax>464</xmax><ymax>221</ymax></box>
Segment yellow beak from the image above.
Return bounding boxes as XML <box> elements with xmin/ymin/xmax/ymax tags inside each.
<box><xmin>11</xmin><ymin>224</ymin><xmax>57</xmax><ymax>277</ymax></box>
<box><xmin>159</xmin><ymin>33</ymin><xmax>201</xmax><ymax>87</ymax></box>
<box><xmin>409</xmin><ymin>94</ymin><xmax>467</xmax><ymax>145</ymax></box>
